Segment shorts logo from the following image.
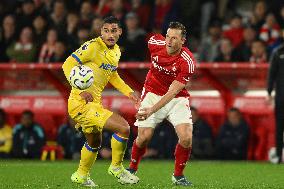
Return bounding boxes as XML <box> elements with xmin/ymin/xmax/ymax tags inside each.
<box><xmin>99</xmin><ymin>63</ymin><xmax>117</xmax><ymax>72</ymax></box>
<box><xmin>95</xmin><ymin>112</ymin><xmax>100</xmax><ymax>117</ymax></box>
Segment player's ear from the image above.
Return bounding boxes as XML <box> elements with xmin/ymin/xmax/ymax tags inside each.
<box><xmin>181</xmin><ymin>37</ymin><xmax>186</xmax><ymax>45</ymax></box>
<box><xmin>118</xmin><ymin>28</ymin><xmax>122</xmax><ymax>36</ymax></box>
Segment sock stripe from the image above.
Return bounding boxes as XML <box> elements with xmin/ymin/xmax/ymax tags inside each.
<box><xmin>84</xmin><ymin>142</ymin><xmax>99</xmax><ymax>152</ymax></box>
<box><xmin>112</xmin><ymin>133</ymin><xmax>128</xmax><ymax>142</ymax></box>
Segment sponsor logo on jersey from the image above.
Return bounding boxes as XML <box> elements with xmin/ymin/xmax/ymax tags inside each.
<box><xmin>99</xmin><ymin>63</ymin><xmax>117</xmax><ymax>71</ymax></box>
<box><xmin>152</xmin><ymin>56</ymin><xmax>176</xmax><ymax>76</ymax></box>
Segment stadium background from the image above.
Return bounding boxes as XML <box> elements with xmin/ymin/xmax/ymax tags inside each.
<box><xmin>0</xmin><ymin>0</ymin><xmax>284</xmax><ymax>188</ymax></box>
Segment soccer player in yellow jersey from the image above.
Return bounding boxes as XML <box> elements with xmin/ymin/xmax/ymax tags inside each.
<box><xmin>62</xmin><ymin>16</ymin><xmax>140</xmax><ymax>187</ymax></box>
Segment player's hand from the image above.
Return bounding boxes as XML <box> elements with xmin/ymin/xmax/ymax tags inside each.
<box><xmin>129</xmin><ymin>91</ymin><xmax>141</xmax><ymax>110</ymax></box>
<box><xmin>80</xmin><ymin>91</ymin><xmax>93</xmax><ymax>103</ymax></box>
<box><xmin>266</xmin><ymin>95</ymin><xmax>274</xmax><ymax>105</ymax></box>
<box><xmin>136</xmin><ymin>107</ymin><xmax>153</xmax><ymax>121</ymax></box>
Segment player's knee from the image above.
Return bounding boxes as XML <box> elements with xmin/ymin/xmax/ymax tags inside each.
<box><xmin>117</xmin><ymin>124</ymin><xmax>130</xmax><ymax>138</ymax></box>
<box><xmin>179</xmin><ymin>135</ymin><xmax>192</xmax><ymax>148</ymax></box>
<box><xmin>85</xmin><ymin>133</ymin><xmax>101</xmax><ymax>148</ymax></box>
<box><xmin>136</xmin><ymin>133</ymin><xmax>151</xmax><ymax>147</ymax></box>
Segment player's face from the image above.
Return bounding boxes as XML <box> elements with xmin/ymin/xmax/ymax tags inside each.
<box><xmin>101</xmin><ymin>23</ymin><xmax>122</xmax><ymax>47</ymax></box>
<box><xmin>165</xmin><ymin>28</ymin><xmax>185</xmax><ymax>55</ymax></box>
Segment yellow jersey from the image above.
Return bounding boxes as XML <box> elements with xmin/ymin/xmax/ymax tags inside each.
<box><xmin>0</xmin><ymin>124</ymin><xmax>12</xmax><ymax>153</ymax></box>
<box><xmin>62</xmin><ymin>37</ymin><xmax>133</xmax><ymax>103</ymax></box>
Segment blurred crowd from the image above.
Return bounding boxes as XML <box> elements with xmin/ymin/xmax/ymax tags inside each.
<box><xmin>0</xmin><ymin>0</ymin><xmax>284</xmax><ymax>63</ymax></box>
<box><xmin>0</xmin><ymin>107</ymin><xmax>250</xmax><ymax>160</ymax></box>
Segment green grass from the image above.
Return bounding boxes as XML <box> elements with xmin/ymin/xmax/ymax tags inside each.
<box><xmin>0</xmin><ymin>160</ymin><xmax>283</xmax><ymax>189</ymax></box>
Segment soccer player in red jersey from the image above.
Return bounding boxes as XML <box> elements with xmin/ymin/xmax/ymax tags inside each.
<box><xmin>128</xmin><ymin>22</ymin><xmax>196</xmax><ymax>186</ymax></box>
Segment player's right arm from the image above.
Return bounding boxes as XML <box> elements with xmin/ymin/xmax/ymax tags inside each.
<box><xmin>62</xmin><ymin>41</ymin><xmax>94</xmax><ymax>82</ymax></box>
<box><xmin>62</xmin><ymin>41</ymin><xmax>95</xmax><ymax>103</ymax></box>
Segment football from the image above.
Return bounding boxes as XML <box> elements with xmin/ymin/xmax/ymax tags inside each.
<box><xmin>69</xmin><ymin>65</ymin><xmax>94</xmax><ymax>90</ymax></box>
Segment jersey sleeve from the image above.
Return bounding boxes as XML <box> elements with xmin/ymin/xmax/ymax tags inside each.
<box><xmin>147</xmin><ymin>34</ymin><xmax>166</xmax><ymax>54</ymax></box>
<box><xmin>175</xmin><ymin>50</ymin><xmax>196</xmax><ymax>84</ymax></box>
<box><xmin>71</xmin><ymin>40</ymin><xmax>96</xmax><ymax>64</ymax></box>
<box><xmin>62</xmin><ymin>40</ymin><xmax>96</xmax><ymax>82</ymax></box>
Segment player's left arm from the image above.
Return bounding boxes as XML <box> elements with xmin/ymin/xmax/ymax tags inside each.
<box><xmin>109</xmin><ymin>71</ymin><xmax>140</xmax><ymax>108</ymax></box>
<box><xmin>136</xmin><ymin>80</ymin><xmax>185</xmax><ymax>120</ymax></box>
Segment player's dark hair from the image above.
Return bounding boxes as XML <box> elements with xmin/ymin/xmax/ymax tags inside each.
<box><xmin>168</xmin><ymin>22</ymin><xmax>187</xmax><ymax>38</ymax></box>
<box><xmin>22</xmin><ymin>110</ymin><xmax>34</xmax><ymax>118</ymax></box>
<box><xmin>103</xmin><ymin>16</ymin><xmax>121</xmax><ymax>28</ymax></box>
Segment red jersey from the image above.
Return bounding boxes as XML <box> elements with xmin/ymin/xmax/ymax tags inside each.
<box><xmin>143</xmin><ymin>34</ymin><xmax>196</xmax><ymax>97</ymax></box>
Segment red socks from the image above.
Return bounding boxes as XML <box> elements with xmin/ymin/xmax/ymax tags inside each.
<box><xmin>129</xmin><ymin>141</ymin><xmax>191</xmax><ymax>175</ymax></box>
<box><xmin>174</xmin><ymin>143</ymin><xmax>191</xmax><ymax>176</ymax></box>
<box><xmin>129</xmin><ymin>140</ymin><xmax>146</xmax><ymax>171</ymax></box>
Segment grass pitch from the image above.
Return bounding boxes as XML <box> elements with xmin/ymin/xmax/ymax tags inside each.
<box><xmin>0</xmin><ymin>160</ymin><xmax>283</xmax><ymax>189</ymax></box>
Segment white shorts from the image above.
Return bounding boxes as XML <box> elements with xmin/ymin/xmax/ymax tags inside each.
<box><xmin>134</xmin><ymin>92</ymin><xmax>193</xmax><ymax>128</ymax></box>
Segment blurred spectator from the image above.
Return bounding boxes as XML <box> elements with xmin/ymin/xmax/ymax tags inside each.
<box><xmin>32</xmin><ymin>15</ymin><xmax>48</xmax><ymax>50</ymax></box>
<box><xmin>12</xmin><ymin>110</ymin><xmax>45</xmax><ymax>159</ymax></box>
<box><xmin>95</xmin><ymin>0</ymin><xmax>112</xmax><ymax>17</ymax></box>
<box><xmin>66</xmin><ymin>12</ymin><xmax>79</xmax><ymax>37</ymax></box>
<box><xmin>223</xmin><ymin>14</ymin><xmax>244</xmax><ymax>48</ymax></box>
<box><xmin>153</xmin><ymin>0</ymin><xmax>173</xmax><ymax>31</ymax></box>
<box><xmin>0</xmin><ymin>15</ymin><xmax>16</xmax><ymax>62</ymax></box>
<box><xmin>90</xmin><ymin>17</ymin><xmax>103</xmax><ymax>38</ymax></box>
<box><xmin>259</xmin><ymin>13</ymin><xmax>281</xmax><ymax>53</ymax></box>
<box><xmin>214</xmin><ymin>38</ymin><xmax>238</xmax><ymax>62</ymax></box>
<box><xmin>145</xmin><ymin>120</ymin><xmax>178</xmax><ymax>159</ymax></box>
<box><xmin>38</xmin><ymin>28</ymin><xmax>58</xmax><ymax>63</ymax></box>
<box><xmin>130</xmin><ymin>0</ymin><xmax>151</xmax><ymax>30</ymax></box>
<box><xmin>39</xmin><ymin>0</ymin><xmax>54</xmax><ymax>16</ymax></box>
<box><xmin>76</xmin><ymin>27</ymin><xmax>90</xmax><ymax>46</ymax></box>
<box><xmin>250</xmin><ymin>0</ymin><xmax>267</xmax><ymax>31</ymax></box>
<box><xmin>108</xmin><ymin>0</ymin><xmax>129</xmax><ymax>28</ymax></box>
<box><xmin>199</xmin><ymin>20</ymin><xmax>222</xmax><ymax>62</ymax></box>
<box><xmin>6</xmin><ymin>27</ymin><xmax>37</xmax><ymax>63</ymax></box>
<box><xmin>80</xmin><ymin>1</ymin><xmax>95</xmax><ymax>28</ymax></box>
<box><xmin>17</xmin><ymin>0</ymin><xmax>37</xmax><ymax>30</ymax></box>
<box><xmin>234</xmin><ymin>26</ymin><xmax>257</xmax><ymax>61</ymax></box>
<box><xmin>0</xmin><ymin>109</ymin><xmax>12</xmax><ymax>158</ymax></box>
<box><xmin>49</xmin><ymin>41</ymin><xmax>67</xmax><ymax>62</ymax></box>
<box><xmin>215</xmin><ymin>108</ymin><xmax>250</xmax><ymax>160</ymax></box>
<box><xmin>191</xmin><ymin>107</ymin><xmax>214</xmax><ymax>159</ymax></box>
<box><xmin>49</xmin><ymin>0</ymin><xmax>66</xmax><ymax>37</ymax></box>
<box><xmin>249</xmin><ymin>40</ymin><xmax>267</xmax><ymax>63</ymax></box>
<box><xmin>66</xmin><ymin>12</ymin><xmax>79</xmax><ymax>51</ymax></box>
<box><xmin>120</xmin><ymin>12</ymin><xmax>146</xmax><ymax>61</ymax></box>
<box><xmin>200</xmin><ymin>0</ymin><xmax>216</xmax><ymax>38</ymax></box>
<box><xmin>180</xmin><ymin>0</ymin><xmax>200</xmax><ymax>38</ymax></box>
<box><xmin>155</xmin><ymin>0</ymin><xmax>179</xmax><ymax>34</ymax></box>
<box><xmin>57</xmin><ymin>117</ymin><xmax>85</xmax><ymax>159</ymax></box>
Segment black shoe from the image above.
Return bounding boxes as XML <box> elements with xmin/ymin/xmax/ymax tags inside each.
<box><xmin>172</xmin><ymin>175</ymin><xmax>192</xmax><ymax>186</ymax></box>
<box><xmin>126</xmin><ymin>168</ymin><xmax>137</xmax><ymax>175</ymax></box>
